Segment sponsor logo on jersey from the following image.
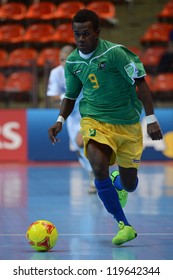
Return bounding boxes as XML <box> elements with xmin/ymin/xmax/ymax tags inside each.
<box><xmin>132</xmin><ymin>159</ymin><xmax>141</xmax><ymax>163</ymax></box>
<box><xmin>74</xmin><ymin>69</ymin><xmax>82</xmax><ymax>74</ymax></box>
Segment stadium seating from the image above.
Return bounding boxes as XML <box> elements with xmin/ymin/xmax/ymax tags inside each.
<box><xmin>152</xmin><ymin>73</ymin><xmax>173</xmax><ymax>101</ymax></box>
<box><xmin>24</xmin><ymin>23</ymin><xmax>55</xmax><ymax>45</ymax></box>
<box><xmin>140</xmin><ymin>23</ymin><xmax>173</xmax><ymax>46</ymax></box>
<box><xmin>86</xmin><ymin>1</ymin><xmax>116</xmax><ymax>23</ymax></box>
<box><xmin>157</xmin><ymin>1</ymin><xmax>173</xmax><ymax>22</ymax></box>
<box><xmin>37</xmin><ymin>47</ymin><xmax>60</xmax><ymax>68</ymax></box>
<box><xmin>0</xmin><ymin>23</ymin><xmax>25</xmax><ymax>45</ymax></box>
<box><xmin>55</xmin><ymin>1</ymin><xmax>85</xmax><ymax>20</ymax></box>
<box><xmin>140</xmin><ymin>46</ymin><xmax>166</xmax><ymax>73</ymax></box>
<box><xmin>4</xmin><ymin>71</ymin><xmax>33</xmax><ymax>93</ymax></box>
<box><xmin>26</xmin><ymin>2</ymin><xmax>56</xmax><ymax>21</ymax></box>
<box><xmin>7</xmin><ymin>48</ymin><xmax>38</xmax><ymax>67</ymax></box>
<box><xmin>0</xmin><ymin>0</ymin><xmax>172</xmax><ymax>107</ymax></box>
<box><xmin>0</xmin><ymin>2</ymin><xmax>27</xmax><ymax>22</ymax></box>
<box><xmin>51</xmin><ymin>23</ymin><xmax>75</xmax><ymax>45</ymax></box>
<box><xmin>154</xmin><ymin>73</ymin><xmax>173</xmax><ymax>91</ymax></box>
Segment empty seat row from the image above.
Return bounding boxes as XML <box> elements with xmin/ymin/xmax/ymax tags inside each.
<box><xmin>1</xmin><ymin>71</ymin><xmax>173</xmax><ymax>104</ymax></box>
<box><xmin>0</xmin><ymin>71</ymin><xmax>33</xmax><ymax>95</ymax></box>
<box><xmin>0</xmin><ymin>1</ymin><xmax>116</xmax><ymax>22</ymax></box>
<box><xmin>145</xmin><ymin>73</ymin><xmax>173</xmax><ymax>101</ymax></box>
<box><xmin>0</xmin><ymin>47</ymin><xmax>61</xmax><ymax>68</ymax></box>
<box><xmin>1</xmin><ymin>45</ymin><xmax>172</xmax><ymax>71</ymax></box>
<box><xmin>140</xmin><ymin>22</ymin><xmax>173</xmax><ymax>46</ymax></box>
<box><xmin>139</xmin><ymin>46</ymin><xmax>167</xmax><ymax>73</ymax></box>
<box><xmin>0</xmin><ymin>23</ymin><xmax>75</xmax><ymax>46</ymax></box>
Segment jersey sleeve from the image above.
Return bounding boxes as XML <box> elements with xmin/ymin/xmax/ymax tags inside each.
<box><xmin>113</xmin><ymin>46</ymin><xmax>146</xmax><ymax>85</ymax></box>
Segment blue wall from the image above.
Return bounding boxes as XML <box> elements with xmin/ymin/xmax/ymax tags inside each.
<box><xmin>27</xmin><ymin>108</ymin><xmax>173</xmax><ymax>161</ymax></box>
<box><xmin>27</xmin><ymin>109</ymin><xmax>77</xmax><ymax>161</ymax></box>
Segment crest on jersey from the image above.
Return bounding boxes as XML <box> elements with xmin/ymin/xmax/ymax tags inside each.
<box><xmin>98</xmin><ymin>62</ymin><xmax>107</xmax><ymax>70</ymax></box>
<box><xmin>89</xmin><ymin>129</ymin><xmax>96</xmax><ymax>136</ymax></box>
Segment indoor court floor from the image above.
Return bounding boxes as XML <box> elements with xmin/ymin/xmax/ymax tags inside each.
<box><xmin>0</xmin><ymin>161</ymin><xmax>173</xmax><ymax>261</ymax></box>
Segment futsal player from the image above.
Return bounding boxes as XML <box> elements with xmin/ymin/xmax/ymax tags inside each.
<box><xmin>48</xmin><ymin>9</ymin><xmax>163</xmax><ymax>245</ymax></box>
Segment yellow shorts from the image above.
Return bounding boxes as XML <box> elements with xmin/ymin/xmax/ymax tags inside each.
<box><xmin>80</xmin><ymin>117</ymin><xmax>143</xmax><ymax>169</ymax></box>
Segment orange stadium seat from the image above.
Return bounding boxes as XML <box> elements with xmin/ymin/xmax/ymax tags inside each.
<box><xmin>55</xmin><ymin>1</ymin><xmax>85</xmax><ymax>20</ymax></box>
<box><xmin>140</xmin><ymin>46</ymin><xmax>166</xmax><ymax>73</ymax></box>
<box><xmin>86</xmin><ymin>1</ymin><xmax>116</xmax><ymax>20</ymax></box>
<box><xmin>0</xmin><ymin>49</ymin><xmax>8</xmax><ymax>67</ymax></box>
<box><xmin>37</xmin><ymin>47</ymin><xmax>60</xmax><ymax>67</ymax></box>
<box><xmin>0</xmin><ymin>24</ymin><xmax>25</xmax><ymax>44</ymax></box>
<box><xmin>52</xmin><ymin>23</ymin><xmax>75</xmax><ymax>44</ymax></box>
<box><xmin>157</xmin><ymin>1</ymin><xmax>173</xmax><ymax>22</ymax></box>
<box><xmin>4</xmin><ymin>71</ymin><xmax>33</xmax><ymax>93</ymax></box>
<box><xmin>24</xmin><ymin>23</ymin><xmax>55</xmax><ymax>44</ymax></box>
<box><xmin>152</xmin><ymin>73</ymin><xmax>173</xmax><ymax>101</ymax></box>
<box><xmin>158</xmin><ymin>7</ymin><xmax>173</xmax><ymax>22</ymax></box>
<box><xmin>26</xmin><ymin>2</ymin><xmax>56</xmax><ymax>21</ymax></box>
<box><xmin>154</xmin><ymin>73</ymin><xmax>173</xmax><ymax>91</ymax></box>
<box><xmin>7</xmin><ymin>48</ymin><xmax>38</xmax><ymax>67</ymax></box>
<box><xmin>0</xmin><ymin>2</ymin><xmax>27</xmax><ymax>22</ymax></box>
<box><xmin>140</xmin><ymin>23</ymin><xmax>173</xmax><ymax>46</ymax></box>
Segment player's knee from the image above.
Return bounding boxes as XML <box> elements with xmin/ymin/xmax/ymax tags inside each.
<box><xmin>123</xmin><ymin>177</ymin><xmax>138</xmax><ymax>193</ymax></box>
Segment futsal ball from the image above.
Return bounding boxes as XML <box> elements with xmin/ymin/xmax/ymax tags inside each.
<box><xmin>26</xmin><ymin>220</ymin><xmax>58</xmax><ymax>251</ymax></box>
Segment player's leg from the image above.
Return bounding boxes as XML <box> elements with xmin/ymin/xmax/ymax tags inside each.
<box><xmin>111</xmin><ymin>122</ymin><xmax>142</xmax><ymax>205</ymax></box>
<box><xmin>111</xmin><ymin>123</ymin><xmax>143</xmax><ymax>244</ymax></box>
<box><xmin>87</xmin><ymin>140</ymin><xmax>137</xmax><ymax>245</ymax></box>
<box><xmin>80</xmin><ymin>118</ymin><xmax>137</xmax><ymax>245</ymax></box>
<box><xmin>118</xmin><ymin>166</ymin><xmax>139</xmax><ymax>192</ymax></box>
<box><xmin>87</xmin><ymin>140</ymin><xmax>129</xmax><ymax>224</ymax></box>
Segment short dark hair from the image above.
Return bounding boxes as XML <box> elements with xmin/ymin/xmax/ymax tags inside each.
<box><xmin>72</xmin><ymin>9</ymin><xmax>100</xmax><ymax>31</ymax></box>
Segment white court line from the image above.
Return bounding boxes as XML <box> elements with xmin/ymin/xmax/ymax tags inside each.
<box><xmin>0</xmin><ymin>233</ymin><xmax>173</xmax><ymax>236</ymax></box>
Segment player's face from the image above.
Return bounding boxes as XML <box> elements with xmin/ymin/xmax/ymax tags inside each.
<box><xmin>73</xmin><ymin>21</ymin><xmax>100</xmax><ymax>54</ymax></box>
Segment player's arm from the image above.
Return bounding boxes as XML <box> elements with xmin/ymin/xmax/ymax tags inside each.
<box><xmin>135</xmin><ymin>77</ymin><xmax>163</xmax><ymax>141</ymax></box>
<box><xmin>48</xmin><ymin>98</ymin><xmax>76</xmax><ymax>144</ymax></box>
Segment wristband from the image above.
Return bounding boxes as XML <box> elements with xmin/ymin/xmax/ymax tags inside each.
<box><xmin>145</xmin><ymin>114</ymin><xmax>157</xmax><ymax>124</ymax></box>
<box><xmin>56</xmin><ymin>115</ymin><xmax>65</xmax><ymax>125</ymax></box>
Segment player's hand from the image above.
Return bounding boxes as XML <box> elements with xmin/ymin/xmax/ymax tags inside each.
<box><xmin>48</xmin><ymin>122</ymin><xmax>62</xmax><ymax>145</ymax></box>
<box><xmin>147</xmin><ymin>122</ymin><xmax>163</xmax><ymax>140</ymax></box>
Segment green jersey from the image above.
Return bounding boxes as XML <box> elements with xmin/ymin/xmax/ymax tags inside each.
<box><xmin>65</xmin><ymin>38</ymin><xmax>146</xmax><ymax>124</ymax></box>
